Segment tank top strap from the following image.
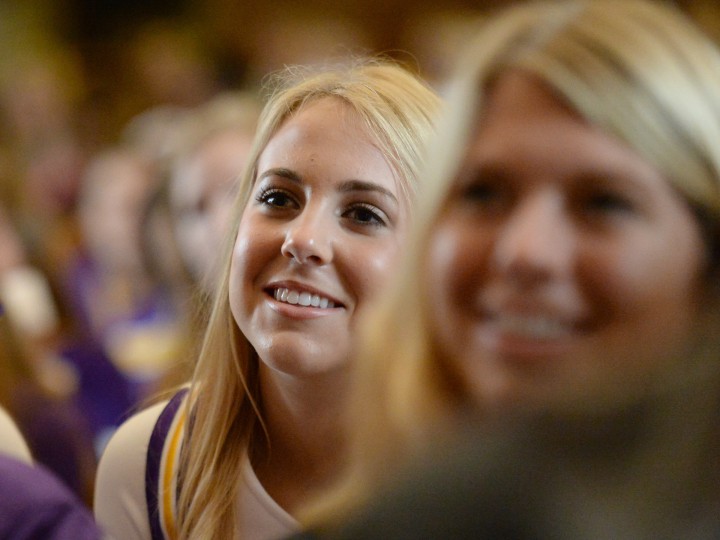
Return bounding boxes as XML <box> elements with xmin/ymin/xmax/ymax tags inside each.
<box><xmin>145</xmin><ymin>388</ymin><xmax>189</xmax><ymax>540</ymax></box>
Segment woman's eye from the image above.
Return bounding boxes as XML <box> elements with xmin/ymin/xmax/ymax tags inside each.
<box><xmin>586</xmin><ymin>191</ymin><xmax>636</xmax><ymax>215</ymax></box>
<box><xmin>256</xmin><ymin>188</ymin><xmax>298</xmax><ymax>210</ymax></box>
<box><xmin>458</xmin><ymin>181</ymin><xmax>506</xmax><ymax>213</ymax></box>
<box><xmin>463</xmin><ymin>181</ymin><xmax>498</xmax><ymax>200</ymax></box>
<box><xmin>343</xmin><ymin>203</ymin><xmax>387</xmax><ymax>227</ymax></box>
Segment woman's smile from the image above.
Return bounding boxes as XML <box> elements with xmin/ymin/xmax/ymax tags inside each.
<box><xmin>264</xmin><ymin>280</ymin><xmax>345</xmax><ymax>319</ymax></box>
<box><xmin>272</xmin><ymin>288</ymin><xmax>337</xmax><ymax>309</ymax></box>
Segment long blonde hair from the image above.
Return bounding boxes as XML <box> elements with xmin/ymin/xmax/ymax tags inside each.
<box><xmin>176</xmin><ymin>58</ymin><xmax>440</xmax><ymax>539</ymax></box>
<box><xmin>304</xmin><ymin>0</ymin><xmax>720</xmax><ymax>527</ymax></box>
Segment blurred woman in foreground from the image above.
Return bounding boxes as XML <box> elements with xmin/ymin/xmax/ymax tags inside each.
<box><xmin>298</xmin><ymin>1</ymin><xmax>720</xmax><ymax>538</ymax></box>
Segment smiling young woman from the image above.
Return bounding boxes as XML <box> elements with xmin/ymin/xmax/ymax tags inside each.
<box><xmin>426</xmin><ymin>69</ymin><xmax>706</xmax><ymax>413</ymax></box>
<box><xmin>293</xmin><ymin>1</ymin><xmax>720</xmax><ymax>537</ymax></box>
<box><xmin>92</xmin><ymin>59</ymin><xmax>440</xmax><ymax>540</ymax></box>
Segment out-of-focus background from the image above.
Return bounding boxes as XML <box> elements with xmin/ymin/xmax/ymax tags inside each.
<box><xmin>0</xmin><ymin>0</ymin><xmax>717</xmax><ymax>507</ymax></box>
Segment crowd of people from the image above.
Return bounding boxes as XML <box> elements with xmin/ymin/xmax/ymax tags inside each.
<box><xmin>1</xmin><ymin>0</ymin><xmax>720</xmax><ymax>538</ymax></box>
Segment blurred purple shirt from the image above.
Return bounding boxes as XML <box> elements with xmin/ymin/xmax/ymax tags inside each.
<box><xmin>0</xmin><ymin>454</ymin><xmax>104</xmax><ymax>539</ymax></box>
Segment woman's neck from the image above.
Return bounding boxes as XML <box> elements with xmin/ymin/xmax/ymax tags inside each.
<box><xmin>250</xmin><ymin>364</ymin><xmax>350</xmax><ymax>514</ymax></box>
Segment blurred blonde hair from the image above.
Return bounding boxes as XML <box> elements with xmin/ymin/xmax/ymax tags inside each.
<box><xmin>303</xmin><ymin>0</ymin><xmax>720</xmax><ymax>528</ymax></box>
<box><xmin>176</xmin><ymin>58</ymin><xmax>440</xmax><ymax>539</ymax></box>
<box><xmin>167</xmin><ymin>91</ymin><xmax>261</xmax><ymax>164</ymax></box>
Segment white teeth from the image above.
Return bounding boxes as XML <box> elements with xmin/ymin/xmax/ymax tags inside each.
<box><xmin>495</xmin><ymin>314</ymin><xmax>569</xmax><ymax>339</ymax></box>
<box><xmin>273</xmin><ymin>288</ymin><xmax>335</xmax><ymax>309</ymax></box>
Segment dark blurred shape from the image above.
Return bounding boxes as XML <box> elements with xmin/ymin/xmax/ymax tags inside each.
<box><xmin>302</xmin><ymin>391</ymin><xmax>720</xmax><ymax>539</ymax></box>
<box><xmin>64</xmin><ymin>0</ymin><xmax>189</xmax><ymax>42</ymax></box>
<box><xmin>0</xmin><ymin>454</ymin><xmax>104</xmax><ymax>539</ymax></box>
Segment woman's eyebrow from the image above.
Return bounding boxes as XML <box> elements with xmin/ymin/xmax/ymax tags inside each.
<box><xmin>257</xmin><ymin>170</ymin><xmax>399</xmax><ymax>204</ymax></box>
<box><xmin>339</xmin><ymin>180</ymin><xmax>398</xmax><ymax>204</ymax></box>
<box><xmin>257</xmin><ymin>167</ymin><xmax>302</xmax><ymax>183</ymax></box>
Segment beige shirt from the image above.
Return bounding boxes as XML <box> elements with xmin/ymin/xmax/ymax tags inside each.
<box><xmin>94</xmin><ymin>400</ymin><xmax>298</xmax><ymax>540</ymax></box>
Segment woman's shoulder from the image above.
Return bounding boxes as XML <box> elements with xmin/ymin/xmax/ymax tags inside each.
<box><xmin>94</xmin><ymin>399</ymin><xmax>169</xmax><ymax>540</ymax></box>
<box><xmin>100</xmin><ymin>400</ymin><xmax>168</xmax><ymax>465</ymax></box>
<box><xmin>97</xmin><ymin>387</ymin><xmax>189</xmax><ymax>468</ymax></box>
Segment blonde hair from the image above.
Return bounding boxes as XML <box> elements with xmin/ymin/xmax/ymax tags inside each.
<box><xmin>175</xmin><ymin>58</ymin><xmax>440</xmax><ymax>539</ymax></box>
<box><xmin>304</xmin><ymin>0</ymin><xmax>720</xmax><ymax>527</ymax></box>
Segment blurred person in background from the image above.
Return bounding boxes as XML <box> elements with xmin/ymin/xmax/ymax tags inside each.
<box><xmin>94</xmin><ymin>58</ymin><xmax>440</xmax><ymax>540</ymax></box>
<box><xmin>63</xmin><ymin>103</ymin><xmax>191</xmax><ymax>416</ymax></box>
<box><xmin>145</xmin><ymin>91</ymin><xmax>261</xmax><ymax>306</ymax></box>
<box><xmin>0</xmin><ymin>200</ymin><xmax>97</xmax><ymax>504</ymax></box>
<box><xmin>294</xmin><ymin>1</ymin><xmax>720</xmax><ymax>538</ymax></box>
<box><xmin>0</xmin><ymin>47</ymin><xmax>91</xmax><ymax>356</ymax></box>
<box><xmin>140</xmin><ymin>91</ymin><xmax>262</xmax><ymax>391</ymax></box>
<box><xmin>69</xmin><ymin>142</ymin><xmax>179</xmax><ymax>429</ymax></box>
<box><xmin>166</xmin><ymin>92</ymin><xmax>260</xmax><ymax>294</ymax></box>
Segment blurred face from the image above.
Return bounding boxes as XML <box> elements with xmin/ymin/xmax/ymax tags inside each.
<box><xmin>171</xmin><ymin>129</ymin><xmax>253</xmax><ymax>289</ymax></box>
<box><xmin>80</xmin><ymin>154</ymin><xmax>151</xmax><ymax>275</ymax></box>
<box><xmin>230</xmin><ymin>98</ymin><xmax>409</xmax><ymax>376</ymax></box>
<box><xmin>427</xmin><ymin>71</ymin><xmax>706</xmax><ymax>413</ymax></box>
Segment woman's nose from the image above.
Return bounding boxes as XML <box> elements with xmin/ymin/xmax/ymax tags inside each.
<box><xmin>492</xmin><ymin>192</ymin><xmax>574</xmax><ymax>286</ymax></box>
<box><xmin>280</xmin><ymin>210</ymin><xmax>334</xmax><ymax>265</ymax></box>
